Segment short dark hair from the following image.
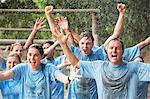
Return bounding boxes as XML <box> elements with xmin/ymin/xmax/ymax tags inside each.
<box><xmin>80</xmin><ymin>31</ymin><xmax>94</xmax><ymax>42</ymax></box>
<box><xmin>7</xmin><ymin>53</ymin><xmax>21</xmax><ymax>63</ymax></box>
<box><xmin>29</xmin><ymin>44</ymin><xmax>44</xmax><ymax>56</ymax></box>
<box><xmin>107</xmin><ymin>38</ymin><xmax>124</xmax><ymax>50</ymax></box>
<box><xmin>42</xmin><ymin>40</ymin><xmax>54</xmax><ymax>46</ymax></box>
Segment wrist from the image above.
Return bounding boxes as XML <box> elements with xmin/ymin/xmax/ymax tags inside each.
<box><xmin>119</xmin><ymin>13</ymin><xmax>125</xmax><ymax>17</ymax></box>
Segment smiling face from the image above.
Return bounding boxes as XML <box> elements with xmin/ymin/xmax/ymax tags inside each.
<box><xmin>6</xmin><ymin>54</ymin><xmax>21</xmax><ymax>70</ymax></box>
<box><xmin>11</xmin><ymin>45</ymin><xmax>23</xmax><ymax>57</ymax></box>
<box><xmin>106</xmin><ymin>39</ymin><xmax>124</xmax><ymax>66</ymax></box>
<box><xmin>79</xmin><ymin>37</ymin><xmax>94</xmax><ymax>56</ymax></box>
<box><xmin>27</xmin><ymin>47</ymin><xmax>42</xmax><ymax>71</ymax></box>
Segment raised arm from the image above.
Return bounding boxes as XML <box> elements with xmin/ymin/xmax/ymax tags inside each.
<box><xmin>44</xmin><ymin>40</ymin><xmax>59</xmax><ymax>55</ymax></box>
<box><xmin>51</xmin><ymin>28</ymin><xmax>80</xmax><ymax>68</ymax></box>
<box><xmin>58</xmin><ymin>17</ymin><xmax>80</xmax><ymax>46</ymax></box>
<box><xmin>104</xmin><ymin>3</ymin><xmax>126</xmax><ymax>47</ymax></box>
<box><xmin>137</xmin><ymin>36</ymin><xmax>150</xmax><ymax>50</ymax></box>
<box><xmin>23</xmin><ymin>17</ymin><xmax>46</xmax><ymax>50</ymax></box>
<box><xmin>45</xmin><ymin>6</ymin><xmax>57</xmax><ymax>31</ymax></box>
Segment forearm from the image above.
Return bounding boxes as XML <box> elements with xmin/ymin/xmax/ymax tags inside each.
<box><xmin>23</xmin><ymin>29</ymin><xmax>37</xmax><ymax>50</ymax></box>
<box><xmin>137</xmin><ymin>36</ymin><xmax>150</xmax><ymax>49</ymax></box>
<box><xmin>59</xmin><ymin>42</ymin><xmax>79</xmax><ymax>68</ymax></box>
<box><xmin>104</xmin><ymin>13</ymin><xmax>125</xmax><ymax>47</ymax></box>
<box><xmin>112</xmin><ymin>13</ymin><xmax>125</xmax><ymax>38</ymax></box>
<box><xmin>45</xmin><ymin>14</ymin><xmax>57</xmax><ymax>30</ymax></box>
<box><xmin>44</xmin><ymin>41</ymin><xmax>59</xmax><ymax>55</ymax></box>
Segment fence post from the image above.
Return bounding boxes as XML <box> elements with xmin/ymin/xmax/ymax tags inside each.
<box><xmin>92</xmin><ymin>12</ymin><xmax>99</xmax><ymax>46</ymax></box>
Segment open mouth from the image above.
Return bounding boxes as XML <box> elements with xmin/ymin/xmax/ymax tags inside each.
<box><xmin>29</xmin><ymin>61</ymin><xmax>36</xmax><ymax>65</ymax></box>
<box><xmin>112</xmin><ymin>55</ymin><xmax>117</xmax><ymax>57</ymax></box>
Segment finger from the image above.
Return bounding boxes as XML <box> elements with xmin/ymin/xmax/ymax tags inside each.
<box><xmin>36</xmin><ymin>18</ymin><xmax>39</xmax><ymax>23</ymax></box>
<box><xmin>41</xmin><ymin>25</ymin><xmax>46</xmax><ymax>28</ymax></box>
<box><xmin>40</xmin><ymin>17</ymin><xmax>45</xmax><ymax>22</ymax></box>
<box><xmin>39</xmin><ymin>17</ymin><xmax>44</xmax><ymax>22</ymax></box>
<box><xmin>41</xmin><ymin>19</ymin><xmax>46</xmax><ymax>25</ymax></box>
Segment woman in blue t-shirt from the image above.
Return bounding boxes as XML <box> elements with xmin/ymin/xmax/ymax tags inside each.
<box><xmin>0</xmin><ymin>53</ymin><xmax>22</xmax><ymax>99</ymax></box>
<box><xmin>0</xmin><ymin>44</ymin><xmax>72</xmax><ymax>99</ymax></box>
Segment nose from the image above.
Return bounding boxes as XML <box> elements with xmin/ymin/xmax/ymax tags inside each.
<box><xmin>112</xmin><ymin>47</ymin><xmax>117</xmax><ymax>52</ymax></box>
<box><xmin>10</xmin><ymin>63</ymin><xmax>15</xmax><ymax>69</ymax></box>
<box><xmin>30</xmin><ymin>55</ymin><xmax>35</xmax><ymax>61</ymax></box>
<box><xmin>83</xmin><ymin>44</ymin><xmax>87</xmax><ymax>49</ymax></box>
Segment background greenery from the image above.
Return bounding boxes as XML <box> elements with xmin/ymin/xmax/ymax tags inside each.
<box><xmin>0</xmin><ymin>0</ymin><xmax>150</xmax><ymax>48</ymax></box>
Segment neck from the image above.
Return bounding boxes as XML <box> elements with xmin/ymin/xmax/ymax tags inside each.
<box><xmin>110</xmin><ymin>60</ymin><xmax>123</xmax><ymax>66</ymax></box>
<box><xmin>30</xmin><ymin>64</ymin><xmax>41</xmax><ymax>71</ymax></box>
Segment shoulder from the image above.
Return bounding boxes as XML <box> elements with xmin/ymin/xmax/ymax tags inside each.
<box><xmin>42</xmin><ymin>63</ymin><xmax>58</xmax><ymax>70</ymax></box>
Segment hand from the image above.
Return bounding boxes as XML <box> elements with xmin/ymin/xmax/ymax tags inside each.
<box><xmin>33</xmin><ymin>17</ymin><xmax>46</xmax><ymax>32</ymax></box>
<box><xmin>58</xmin><ymin>17</ymin><xmax>69</xmax><ymax>30</ymax></box>
<box><xmin>51</xmin><ymin>28</ymin><xmax>70</xmax><ymax>44</ymax></box>
<box><xmin>117</xmin><ymin>3</ymin><xmax>126</xmax><ymax>15</ymax></box>
<box><xmin>45</xmin><ymin>6</ymin><xmax>53</xmax><ymax>15</ymax></box>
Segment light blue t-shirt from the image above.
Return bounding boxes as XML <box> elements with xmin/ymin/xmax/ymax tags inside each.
<box><xmin>12</xmin><ymin>62</ymin><xmax>60</xmax><ymax>99</ymax></box>
<box><xmin>0</xmin><ymin>79</ymin><xmax>22</xmax><ymax>99</ymax></box>
<box><xmin>52</xmin><ymin>55</ymin><xmax>68</xmax><ymax>99</ymax></box>
<box><xmin>80</xmin><ymin>60</ymin><xmax>150</xmax><ymax>99</ymax></box>
<box><xmin>42</xmin><ymin>55</ymin><xmax>67</xmax><ymax>99</ymax></box>
<box><xmin>68</xmin><ymin>44</ymin><xmax>140</xmax><ymax>99</ymax></box>
<box><xmin>68</xmin><ymin>45</ymin><xmax>103</xmax><ymax>99</ymax></box>
<box><xmin>137</xmin><ymin>81</ymin><xmax>148</xmax><ymax>99</ymax></box>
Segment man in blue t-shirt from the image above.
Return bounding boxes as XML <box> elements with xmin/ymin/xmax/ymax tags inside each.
<box><xmin>55</xmin><ymin>33</ymin><xmax>150</xmax><ymax>99</ymax></box>
<box><xmin>47</xmin><ymin>3</ymin><xmax>150</xmax><ymax>98</ymax></box>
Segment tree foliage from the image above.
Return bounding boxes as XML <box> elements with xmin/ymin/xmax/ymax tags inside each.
<box><xmin>0</xmin><ymin>0</ymin><xmax>149</xmax><ymax>48</ymax></box>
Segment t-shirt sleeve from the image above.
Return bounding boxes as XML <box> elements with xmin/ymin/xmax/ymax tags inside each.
<box><xmin>98</xmin><ymin>45</ymin><xmax>108</xmax><ymax>60</ymax></box>
<box><xmin>134</xmin><ymin>62</ymin><xmax>150</xmax><ymax>81</ymax></box>
<box><xmin>123</xmin><ymin>45</ymin><xmax>140</xmax><ymax>61</ymax></box>
<box><xmin>79</xmin><ymin>60</ymin><xmax>103</xmax><ymax>79</ymax></box>
<box><xmin>70</xmin><ymin>45</ymin><xmax>80</xmax><ymax>55</ymax></box>
<box><xmin>12</xmin><ymin>63</ymin><xmax>26</xmax><ymax>80</ymax></box>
